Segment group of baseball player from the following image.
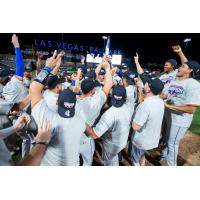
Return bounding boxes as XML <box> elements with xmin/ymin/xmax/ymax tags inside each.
<box><xmin>0</xmin><ymin>34</ymin><xmax>200</xmax><ymax>166</ymax></box>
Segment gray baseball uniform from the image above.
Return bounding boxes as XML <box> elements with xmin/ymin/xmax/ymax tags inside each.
<box><xmin>161</xmin><ymin>78</ymin><xmax>200</xmax><ymax>165</ymax></box>
<box><xmin>32</xmin><ymin>99</ymin><xmax>86</xmax><ymax>166</ymax></box>
<box><xmin>76</xmin><ymin>89</ymin><xmax>107</xmax><ymax>165</ymax></box>
<box><xmin>130</xmin><ymin>95</ymin><xmax>165</xmax><ymax>150</ymax></box>
<box><xmin>159</xmin><ymin>70</ymin><xmax>177</xmax><ymax>94</ymax></box>
<box><xmin>93</xmin><ymin>99</ymin><xmax>135</xmax><ymax>166</ymax></box>
<box><xmin>94</xmin><ymin>86</ymin><xmax>136</xmax><ymax>165</ymax></box>
<box><xmin>2</xmin><ymin>76</ymin><xmax>28</xmax><ymax>103</ymax></box>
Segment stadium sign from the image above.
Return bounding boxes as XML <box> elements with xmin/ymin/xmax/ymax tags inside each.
<box><xmin>33</xmin><ymin>39</ymin><xmax>121</xmax><ymax>55</ymax></box>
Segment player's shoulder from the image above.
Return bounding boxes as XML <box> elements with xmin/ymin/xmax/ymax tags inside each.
<box><xmin>186</xmin><ymin>78</ymin><xmax>200</xmax><ymax>89</ymax></box>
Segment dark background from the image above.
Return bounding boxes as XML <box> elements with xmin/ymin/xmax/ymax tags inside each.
<box><xmin>0</xmin><ymin>33</ymin><xmax>199</xmax><ymax>64</ymax></box>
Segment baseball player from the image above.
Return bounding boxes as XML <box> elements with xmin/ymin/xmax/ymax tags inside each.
<box><xmin>156</xmin><ymin>45</ymin><xmax>200</xmax><ymax>166</ymax></box>
<box><xmin>76</xmin><ymin>58</ymin><xmax>113</xmax><ymax>165</ymax></box>
<box><xmin>85</xmin><ymin>85</ymin><xmax>135</xmax><ymax>166</ymax></box>
<box><xmin>127</xmin><ymin>53</ymin><xmax>165</xmax><ymax>166</ymax></box>
<box><xmin>30</xmin><ymin>51</ymin><xmax>86</xmax><ymax>166</ymax></box>
<box><xmin>2</xmin><ymin>34</ymin><xmax>28</xmax><ymax>103</ymax></box>
<box><xmin>159</xmin><ymin>59</ymin><xmax>178</xmax><ymax>92</ymax></box>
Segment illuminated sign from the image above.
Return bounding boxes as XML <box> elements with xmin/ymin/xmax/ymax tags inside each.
<box><xmin>33</xmin><ymin>39</ymin><xmax>121</xmax><ymax>55</ymax></box>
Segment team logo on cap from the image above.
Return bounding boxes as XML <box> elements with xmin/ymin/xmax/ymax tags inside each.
<box><xmin>114</xmin><ymin>95</ymin><xmax>123</xmax><ymax>100</ymax></box>
<box><xmin>64</xmin><ymin>102</ymin><xmax>75</xmax><ymax>108</ymax></box>
<box><xmin>129</xmin><ymin>74</ymin><xmax>135</xmax><ymax>79</ymax></box>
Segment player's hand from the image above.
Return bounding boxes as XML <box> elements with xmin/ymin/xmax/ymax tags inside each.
<box><xmin>35</xmin><ymin>120</ymin><xmax>52</xmax><ymax>145</ymax></box>
<box><xmin>134</xmin><ymin>52</ymin><xmax>139</xmax><ymax>63</ymax></box>
<box><xmin>14</xmin><ymin>114</ymin><xmax>31</xmax><ymax>132</ymax></box>
<box><xmin>37</xmin><ymin>51</ymin><xmax>43</xmax><ymax>59</ymax></box>
<box><xmin>77</xmin><ymin>68</ymin><xmax>82</xmax><ymax>76</ymax></box>
<box><xmin>172</xmin><ymin>45</ymin><xmax>182</xmax><ymax>53</ymax></box>
<box><xmin>45</xmin><ymin>50</ymin><xmax>60</xmax><ymax>69</ymax></box>
<box><xmin>52</xmin><ymin>51</ymin><xmax>65</xmax><ymax>73</ymax></box>
<box><xmin>111</xmin><ymin>67</ymin><xmax>118</xmax><ymax>75</ymax></box>
<box><xmin>81</xmin><ymin>56</ymin><xmax>85</xmax><ymax>64</ymax></box>
<box><xmin>11</xmin><ymin>34</ymin><xmax>20</xmax><ymax>48</ymax></box>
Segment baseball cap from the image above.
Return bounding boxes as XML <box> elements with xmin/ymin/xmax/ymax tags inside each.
<box><xmin>81</xmin><ymin>79</ymin><xmax>96</xmax><ymax>94</ymax></box>
<box><xmin>140</xmin><ymin>72</ymin><xmax>164</xmax><ymax>95</ymax></box>
<box><xmin>111</xmin><ymin>85</ymin><xmax>127</xmax><ymax>108</ymax></box>
<box><xmin>185</xmin><ymin>60</ymin><xmax>200</xmax><ymax>74</ymax></box>
<box><xmin>46</xmin><ymin>75</ymin><xmax>65</xmax><ymax>89</ymax></box>
<box><xmin>25</xmin><ymin>61</ymin><xmax>36</xmax><ymax>72</ymax></box>
<box><xmin>0</xmin><ymin>68</ymin><xmax>13</xmax><ymax>77</ymax></box>
<box><xmin>85</xmin><ymin>70</ymin><xmax>96</xmax><ymax>80</ymax></box>
<box><xmin>121</xmin><ymin>63</ymin><xmax>129</xmax><ymax>70</ymax></box>
<box><xmin>122</xmin><ymin>70</ymin><xmax>136</xmax><ymax>85</ymax></box>
<box><xmin>57</xmin><ymin>89</ymin><xmax>76</xmax><ymax>118</ymax></box>
<box><xmin>166</xmin><ymin>59</ymin><xmax>177</xmax><ymax>68</ymax></box>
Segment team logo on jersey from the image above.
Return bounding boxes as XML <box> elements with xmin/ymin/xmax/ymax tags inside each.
<box><xmin>161</xmin><ymin>76</ymin><xmax>174</xmax><ymax>85</ymax></box>
<box><xmin>64</xmin><ymin>102</ymin><xmax>75</xmax><ymax>108</ymax></box>
<box><xmin>168</xmin><ymin>85</ymin><xmax>184</xmax><ymax>97</ymax></box>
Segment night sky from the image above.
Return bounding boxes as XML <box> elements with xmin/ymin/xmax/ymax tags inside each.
<box><xmin>0</xmin><ymin>33</ymin><xmax>199</xmax><ymax>64</ymax></box>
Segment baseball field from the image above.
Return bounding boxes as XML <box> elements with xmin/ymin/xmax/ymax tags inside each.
<box><xmin>189</xmin><ymin>107</ymin><xmax>200</xmax><ymax>135</ymax></box>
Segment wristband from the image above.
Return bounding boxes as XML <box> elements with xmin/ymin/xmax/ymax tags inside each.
<box><xmin>34</xmin><ymin>67</ymin><xmax>51</xmax><ymax>85</ymax></box>
<box><xmin>43</xmin><ymin>66</ymin><xmax>52</xmax><ymax>73</ymax></box>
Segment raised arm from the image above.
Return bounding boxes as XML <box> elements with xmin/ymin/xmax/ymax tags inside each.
<box><xmin>29</xmin><ymin>50</ymin><xmax>60</xmax><ymax>109</ymax></box>
<box><xmin>95</xmin><ymin>63</ymin><xmax>103</xmax><ymax>77</ymax></box>
<box><xmin>11</xmin><ymin>34</ymin><xmax>25</xmax><ymax>80</ymax></box>
<box><xmin>36</xmin><ymin>52</ymin><xmax>44</xmax><ymax>74</ymax></box>
<box><xmin>101</xmin><ymin>58</ymin><xmax>113</xmax><ymax>96</ymax></box>
<box><xmin>172</xmin><ymin>45</ymin><xmax>188</xmax><ymax>64</ymax></box>
<box><xmin>52</xmin><ymin>51</ymin><xmax>65</xmax><ymax>75</ymax></box>
<box><xmin>134</xmin><ymin>52</ymin><xmax>144</xmax><ymax>75</ymax></box>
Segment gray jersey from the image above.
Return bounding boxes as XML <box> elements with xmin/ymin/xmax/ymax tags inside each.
<box><xmin>126</xmin><ymin>85</ymin><xmax>137</xmax><ymax>105</ymax></box>
<box><xmin>159</xmin><ymin>70</ymin><xmax>177</xmax><ymax>94</ymax></box>
<box><xmin>93</xmin><ymin>94</ymin><xmax>135</xmax><ymax>155</ymax></box>
<box><xmin>43</xmin><ymin>90</ymin><xmax>58</xmax><ymax>112</ymax></box>
<box><xmin>131</xmin><ymin>95</ymin><xmax>164</xmax><ymax>150</ymax></box>
<box><xmin>32</xmin><ymin>99</ymin><xmax>86</xmax><ymax>166</ymax></box>
<box><xmin>76</xmin><ymin>89</ymin><xmax>106</xmax><ymax>126</ymax></box>
<box><xmin>76</xmin><ymin>89</ymin><xmax>107</xmax><ymax>142</ymax></box>
<box><xmin>0</xmin><ymin>139</ymin><xmax>11</xmax><ymax>166</ymax></box>
<box><xmin>164</xmin><ymin>78</ymin><xmax>200</xmax><ymax>128</ymax></box>
<box><xmin>2</xmin><ymin>76</ymin><xmax>28</xmax><ymax>103</ymax></box>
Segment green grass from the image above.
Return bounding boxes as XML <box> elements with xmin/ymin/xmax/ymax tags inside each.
<box><xmin>189</xmin><ymin>107</ymin><xmax>200</xmax><ymax>135</ymax></box>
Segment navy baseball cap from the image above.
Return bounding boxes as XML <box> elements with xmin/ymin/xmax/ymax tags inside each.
<box><xmin>166</xmin><ymin>59</ymin><xmax>177</xmax><ymax>68</ymax></box>
<box><xmin>57</xmin><ymin>89</ymin><xmax>76</xmax><ymax>118</ymax></box>
<box><xmin>122</xmin><ymin>70</ymin><xmax>136</xmax><ymax>85</ymax></box>
<box><xmin>141</xmin><ymin>72</ymin><xmax>164</xmax><ymax>95</ymax></box>
<box><xmin>111</xmin><ymin>85</ymin><xmax>127</xmax><ymax>108</ymax></box>
<box><xmin>46</xmin><ymin>75</ymin><xmax>65</xmax><ymax>89</ymax></box>
<box><xmin>0</xmin><ymin>68</ymin><xmax>13</xmax><ymax>77</ymax></box>
<box><xmin>185</xmin><ymin>60</ymin><xmax>200</xmax><ymax>74</ymax></box>
<box><xmin>120</xmin><ymin>63</ymin><xmax>129</xmax><ymax>70</ymax></box>
<box><xmin>25</xmin><ymin>61</ymin><xmax>36</xmax><ymax>72</ymax></box>
<box><xmin>85</xmin><ymin>70</ymin><xmax>96</xmax><ymax>80</ymax></box>
<box><xmin>81</xmin><ymin>79</ymin><xmax>96</xmax><ymax>94</ymax></box>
